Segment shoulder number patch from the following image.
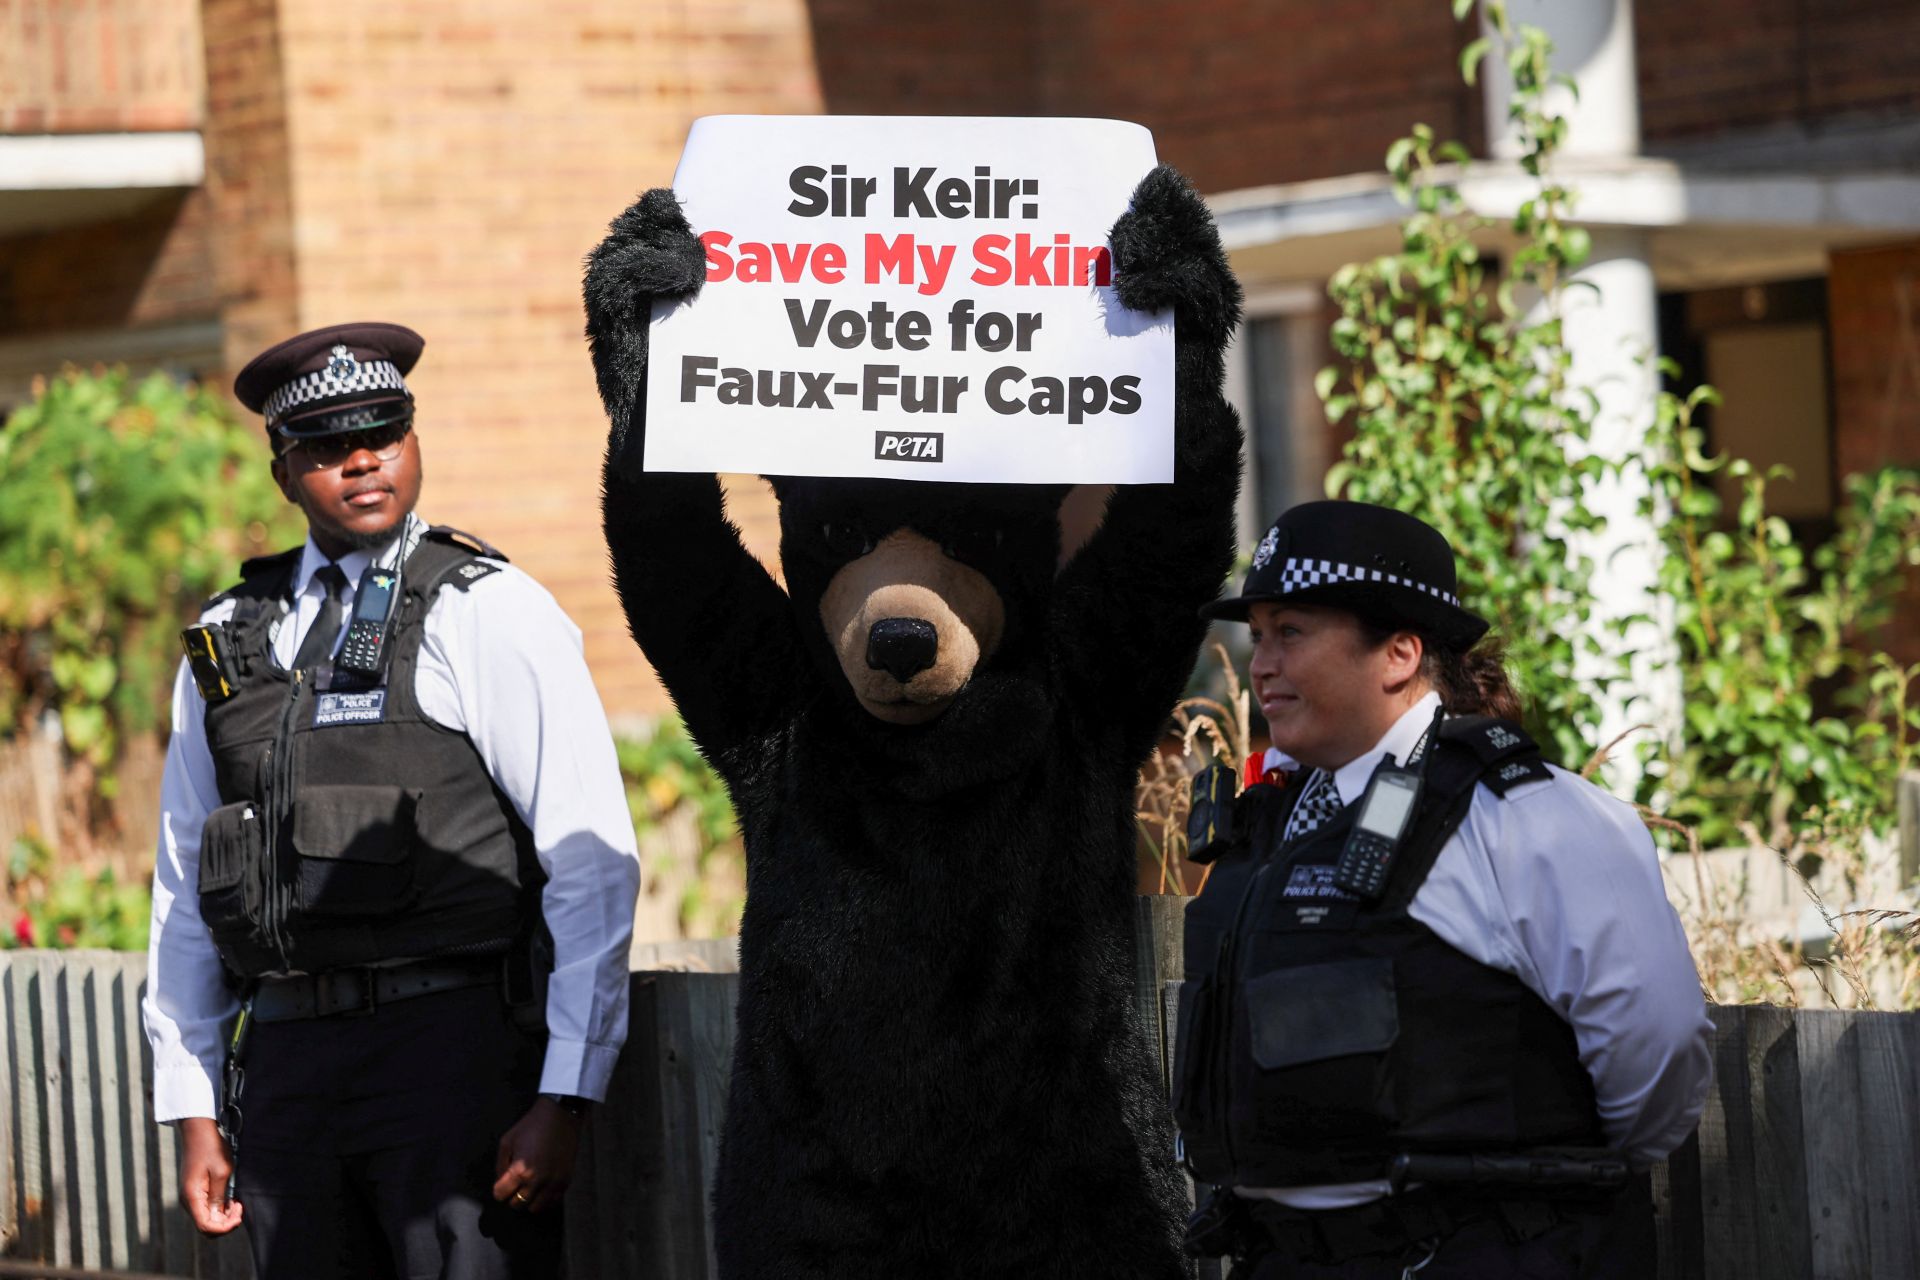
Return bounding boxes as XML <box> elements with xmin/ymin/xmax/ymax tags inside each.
<box><xmin>1484</xmin><ymin>755</ymin><xmax>1553</xmax><ymax>796</ymax></box>
<box><xmin>449</xmin><ymin>560</ymin><xmax>502</xmax><ymax>590</ymax></box>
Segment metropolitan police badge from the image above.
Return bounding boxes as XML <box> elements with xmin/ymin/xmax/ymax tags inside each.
<box><xmin>1252</xmin><ymin>526</ymin><xmax>1281</xmax><ymax>570</ymax></box>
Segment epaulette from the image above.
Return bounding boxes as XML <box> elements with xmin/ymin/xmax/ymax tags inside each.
<box><xmin>1438</xmin><ymin>716</ymin><xmax>1552</xmax><ymax>797</ymax></box>
<box><xmin>204</xmin><ymin>545</ymin><xmax>302</xmax><ymax>610</ymax></box>
<box><xmin>238</xmin><ymin>545</ymin><xmax>304</xmax><ymax>581</ymax></box>
<box><xmin>425</xmin><ymin>525</ymin><xmax>509</xmax><ymax>562</ymax></box>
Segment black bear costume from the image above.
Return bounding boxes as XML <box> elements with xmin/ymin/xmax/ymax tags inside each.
<box><xmin>585</xmin><ymin>166</ymin><xmax>1242</xmax><ymax>1278</ymax></box>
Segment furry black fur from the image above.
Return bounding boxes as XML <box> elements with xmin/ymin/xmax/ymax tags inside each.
<box><xmin>586</xmin><ymin>167</ymin><xmax>1243</xmax><ymax>1278</ymax></box>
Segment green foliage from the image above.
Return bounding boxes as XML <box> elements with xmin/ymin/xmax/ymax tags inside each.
<box><xmin>1320</xmin><ymin>3</ymin><xmax>1612</xmax><ymax>766</ymax></box>
<box><xmin>1644</xmin><ymin>383</ymin><xmax>1920</xmax><ymax>847</ymax></box>
<box><xmin>0</xmin><ymin>367</ymin><xmax>298</xmax><ymax>772</ymax></box>
<box><xmin>3</xmin><ymin>835</ymin><xmax>151</xmax><ymax>951</ymax></box>
<box><xmin>618</xmin><ymin>718</ymin><xmax>744</xmax><ymax>936</ymax></box>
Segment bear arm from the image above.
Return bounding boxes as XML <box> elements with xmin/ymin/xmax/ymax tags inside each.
<box><xmin>1052</xmin><ymin>169</ymin><xmax>1244</xmax><ymax>750</ymax></box>
<box><xmin>601</xmin><ymin>452</ymin><xmax>807</xmax><ymax>772</ymax></box>
<box><xmin>587</xmin><ymin>191</ymin><xmax>806</xmax><ymax>766</ymax></box>
<box><xmin>1050</xmin><ymin>384</ymin><xmax>1241</xmax><ymax>755</ymax></box>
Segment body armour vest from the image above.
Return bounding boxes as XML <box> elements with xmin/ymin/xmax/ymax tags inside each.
<box><xmin>1171</xmin><ymin>717</ymin><xmax>1603</xmax><ymax>1188</ymax></box>
<box><xmin>190</xmin><ymin>529</ymin><xmax>541</xmax><ymax>979</ymax></box>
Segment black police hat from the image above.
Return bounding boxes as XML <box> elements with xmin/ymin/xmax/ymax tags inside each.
<box><xmin>1201</xmin><ymin>500</ymin><xmax>1490</xmax><ymax>651</ymax></box>
<box><xmin>233</xmin><ymin>322</ymin><xmax>423</xmax><ymax>444</ymax></box>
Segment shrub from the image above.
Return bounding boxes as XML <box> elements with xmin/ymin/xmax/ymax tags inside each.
<box><xmin>0</xmin><ymin>367</ymin><xmax>297</xmax><ymax>784</ymax></box>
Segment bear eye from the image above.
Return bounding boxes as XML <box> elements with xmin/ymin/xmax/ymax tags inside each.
<box><xmin>941</xmin><ymin>529</ymin><xmax>1004</xmax><ymax>561</ymax></box>
<box><xmin>820</xmin><ymin>521</ymin><xmax>873</xmax><ymax>558</ymax></box>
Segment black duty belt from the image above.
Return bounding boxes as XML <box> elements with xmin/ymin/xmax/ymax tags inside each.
<box><xmin>1245</xmin><ymin>1191</ymin><xmax>1471</xmax><ymax>1265</ymax></box>
<box><xmin>1241</xmin><ymin>1188</ymin><xmax>1582</xmax><ymax>1266</ymax></box>
<box><xmin>251</xmin><ymin>956</ymin><xmax>501</xmax><ymax>1022</ymax></box>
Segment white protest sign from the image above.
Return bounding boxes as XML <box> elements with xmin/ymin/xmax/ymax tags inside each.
<box><xmin>644</xmin><ymin>115</ymin><xmax>1172</xmax><ymax>483</ymax></box>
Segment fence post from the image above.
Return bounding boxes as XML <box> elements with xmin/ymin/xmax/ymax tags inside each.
<box><xmin>567</xmin><ymin>972</ymin><xmax>738</xmax><ymax>1280</ymax></box>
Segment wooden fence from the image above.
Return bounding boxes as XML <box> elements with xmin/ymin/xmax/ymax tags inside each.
<box><xmin>7</xmin><ymin>905</ymin><xmax>1920</xmax><ymax>1278</ymax></box>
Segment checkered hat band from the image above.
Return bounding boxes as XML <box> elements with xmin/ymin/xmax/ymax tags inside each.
<box><xmin>264</xmin><ymin>359</ymin><xmax>409</xmax><ymax>426</ymax></box>
<box><xmin>1274</xmin><ymin>557</ymin><xmax>1460</xmax><ymax>608</ymax></box>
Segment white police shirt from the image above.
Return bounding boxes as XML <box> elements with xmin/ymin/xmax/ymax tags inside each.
<box><xmin>1239</xmin><ymin>691</ymin><xmax>1714</xmax><ymax>1210</ymax></box>
<box><xmin>143</xmin><ymin>516</ymin><xmax>642</xmax><ymax>1121</ymax></box>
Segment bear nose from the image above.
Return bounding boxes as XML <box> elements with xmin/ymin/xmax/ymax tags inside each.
<box><xmin>866</xmin><ymin>617</ymin><xmax>939</xmax><ymax>683</ymax></box>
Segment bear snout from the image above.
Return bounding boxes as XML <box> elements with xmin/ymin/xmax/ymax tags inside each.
<box><xmin>867</xmin><ymin>618</ymin><xmax>939</xmax><ymax>683</ymax></box>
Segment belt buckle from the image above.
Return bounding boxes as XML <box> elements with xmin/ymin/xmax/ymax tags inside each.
<box><xmin>324</xmin><ymin>967</ymin><xmax>378</xmax><ymax>1017</ymax></box>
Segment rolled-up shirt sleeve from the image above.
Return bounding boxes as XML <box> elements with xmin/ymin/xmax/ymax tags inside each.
<box><xmin>143</xmin><ymin>642</ymin><xmax>242</xmax><ymax>1123</ymax></box>
<box><xmin>415</xmin><ymin>566</ymin><xmax>641</xmax><ymax>1102</ymax></box>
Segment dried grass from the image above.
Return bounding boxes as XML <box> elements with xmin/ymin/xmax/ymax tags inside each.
<box><xmin>1136</xmin><ymin>644</ymin><xmax>1250</xmax><ymax>895</ymax></box>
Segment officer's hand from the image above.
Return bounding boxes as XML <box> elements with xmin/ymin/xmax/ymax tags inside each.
<box><xmin>492</xmin><ymin>1097</ymin><xmax>584</xmax><ymax>1214</ymax></box>
<box><xmin>179</xmin><ymin>1117</ymin><xmax>245</xmax><ymax>1235</ymax></box>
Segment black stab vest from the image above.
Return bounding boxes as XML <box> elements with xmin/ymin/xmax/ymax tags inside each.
<box><xmin>192</xmin><ymin>530</ymin><xmax>542</xmax><ymax>978</ymax></box>
<box><xmin>1171</xmin><ymin>717</ymin><xmax>1602</xmax><ymax>1188</ymax></box>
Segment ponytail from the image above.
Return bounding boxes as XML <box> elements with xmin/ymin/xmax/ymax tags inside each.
<box><xmin>1425</xmin><ymin>636</ymin><xmax>1523</xmax><ymax>722</ymax></box>
<box><xmin>1353</xmin><ymin>612</ymin><xmax>1524</xmax><ymax>722</ymax></box>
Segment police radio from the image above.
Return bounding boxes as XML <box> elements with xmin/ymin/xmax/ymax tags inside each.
<box><xmin>1330</xmin><ymin>764</ymin><xmax>1422</xmax><ymax>900</ymax></box>
<box><xmin>334</xmin><ymin>567</ymin><xmax>400</xmax><ymax>681</ymax></box>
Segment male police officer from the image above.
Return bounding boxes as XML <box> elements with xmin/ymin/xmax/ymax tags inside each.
<box><xmin>1173</xmin><ymin>501</ymin><xmax>1711</xmax><ymax>1278</ymax></box>
<box><xmin>142</xmin><ymin>323</ymin><xmax>641</xmax><ymax>1278</ymax></box>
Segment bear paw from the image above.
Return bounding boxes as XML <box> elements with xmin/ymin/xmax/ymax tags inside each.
<box><xmin>584</xmin><ymin>188</ymin><xmax>709</xmax><ymax>326</ymax></box>
<box><xmin>1109</xmin><ymin>166</ymin><xmax>1243</xmax><ymax>349</ymax></box>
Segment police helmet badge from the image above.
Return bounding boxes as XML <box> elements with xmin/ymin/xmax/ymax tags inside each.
<box><xmin>325</xmin><ymin>344</ymin><xmax>359</xmax><ymax>382</ymax></box>
<box><xmin>1251</xmin><ymin>526</ymin><xmax>1280</xmax><ymax>570</ymax></box>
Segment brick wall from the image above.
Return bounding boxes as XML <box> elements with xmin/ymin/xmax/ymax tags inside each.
<box><xmin>219</xmin><ymin>0</ymin><xmax>824</xmax><ymax>718</ymax></box>
<box><xmin>806</xmin><ymin>0</ymin><xmax>1481</xmax><ymax>193</ymax></box>
<box><xmin>0</xmin><ymin>192</ymin><xmax>214</xmax><ymax>339</ymax></box>
<box><xmin>1638</xmin><ymin>0</ymin><xmax>1920</xmax><ymax>141</ymax></box>
<box><xmin>806</xmin><ymin>0</ymin><xmax>1039</xmax><ymax>117</ymax></box>
<box><xmin>1828</xmin><ymin>240</ymin><xmax>1920</xmax><ymax>668</ymax></box>
<box><xmin>0</xmin><ymin>0</ymin><xmax>204</xmax><ymax>133</ymax></box>
<box><xmin>201</xmin><ymin>0</ymin><xmax>300</xmax><ymax>371</ymax></box>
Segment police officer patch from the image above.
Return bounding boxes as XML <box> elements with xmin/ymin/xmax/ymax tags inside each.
<box><xmin>314</xmin><ymin>690</ymin><xmax>387</xmax><ymax>727</ymax></box>
<box><xmin>1277</xmin><ymin>863</ymin><xmax>1361</xmax><ymax>929</ymax></box>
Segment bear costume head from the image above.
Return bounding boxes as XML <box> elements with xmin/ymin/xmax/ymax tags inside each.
<box><xmin>766</xmin><ymin>475</ymin><xmax>1066</xmax><ymax>726</ymax></box>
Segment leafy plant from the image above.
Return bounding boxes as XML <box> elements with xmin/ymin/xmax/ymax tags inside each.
<box><xmin>1317</xmin><ymin>1</ymin><xmax>1613</xmax><ymax>767</ymax></box>
<box><xmin>618</xmin><ymin>718</ymin><xmax>745</xmax><ymax>936</ymax></box>
<box><xmin>0</xmin><ymin>367</ymin><xmax>298</xmax><ymax>787</ymax></box>
<box><xmin>1296</xmin><ymin>0</ymin><xmax>1920</xmax><ymax>1006</ymax></box>
<box><xmin>1643</xmin><ymin>385</ymin><xmax>1920</xmax><ymax>849</ymax></box>
<box><xmin>3</xmin><ymin>834</ymin><xmax>151</xmax><ymax>950</ymax></box>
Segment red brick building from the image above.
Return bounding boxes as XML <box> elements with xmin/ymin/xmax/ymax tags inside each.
<box><xmin>2</xmin><ymin>0</ymin><xmax>1916</xmax><ymax>720</ymax></box>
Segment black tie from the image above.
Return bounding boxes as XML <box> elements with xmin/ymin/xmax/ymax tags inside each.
<box><xmin>293</xmin><ymin>564</ymin><xmax>349</xmax><ymax>671</ymax></box>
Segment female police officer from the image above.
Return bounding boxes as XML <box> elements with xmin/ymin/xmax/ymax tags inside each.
<box><xmin>1172</xmin><ymin>500</ymin><xmax>1711</xmax><ymax>1278</ymax></box>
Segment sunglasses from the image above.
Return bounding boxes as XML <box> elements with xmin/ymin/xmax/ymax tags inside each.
<box><xmin>280</xmin><ymin>420</ymin><xmax>412</xmax><ymax>469</ymax></box>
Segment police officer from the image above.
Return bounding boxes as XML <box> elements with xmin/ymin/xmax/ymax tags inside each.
<box><xmin>1173</xmin><ymin>500</ymin><xmax>1712</xmax><ymax>1278</ymax></box>
<box><xmin>142</xmin><ymin>323</ymin><xmax>641</xmax><ymax>1278</ymax></box>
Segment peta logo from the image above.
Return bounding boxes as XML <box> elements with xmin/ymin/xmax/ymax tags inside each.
<box><xmin>1486</xmin><ymin>725</ymin><xmax>1524</xmax><ymax>751</ymax></box>
<box><xmin>874</xmin><ymin>431</ymin><xmax>943</xmax><ymax>463</ymax></box>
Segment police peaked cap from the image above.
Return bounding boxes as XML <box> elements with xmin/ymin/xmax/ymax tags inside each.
<box><xmin>234</xmin><ymin>322</ymin><xmax>423</xmax><ymax>442</ymax></box>
<box><xmin>1201</xmin><ymin>500</ymin><xmax>1490</xmax><ymax>651</ymax></box>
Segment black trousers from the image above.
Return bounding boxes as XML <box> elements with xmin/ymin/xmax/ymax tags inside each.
<box><xmin>1236</xmin><ymin>1176</ymin><xmax>1657</xmax><ymax>1280</ymax></box>
<box><xmin>232</xmin><ymin>983</ymin><xmax>562</xmax><ymax>1280</ymax></box>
